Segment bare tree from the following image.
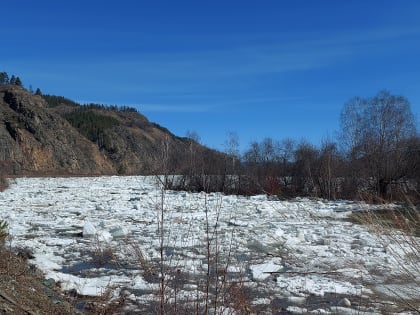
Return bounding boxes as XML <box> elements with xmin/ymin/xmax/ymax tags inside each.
<box><xmin>241</xmin><ymin>137</ymin><xmax>298</xmax><ymax>196</ymax></box>
<box><xmin>224</xmin><ymin>131</ymin><xmax>240</xmax><ymax>172</ymax></box>
<box><xmin>222</xmin><ymin>132</ymin><xmax>241</xmax><ymax>193</ymax></box>
<box><xmin>316</xmin><ymin>138</ymin><xmax>342</xmax><ymax>199</ymax></box>
<box><xmin>292</xmin><ymin>140</ymin><xmax>319</xmax><ymax>196</ymax></box>
<box><xmin>185</xmin><ymin>130</ymin><xmax>201</xmax><ymax>143</ymax></box>
<box><xmin>279</xmin><ymin>138</ymin><xmax>295</xmax><ymax>165</ymax></box>
<box><xmin>340</xmin><ymin>90</ymin><xmax>417</xmax><ymax>198</ymax></box>
<box><xmin>242</xmin><ymin>138</ymin><xmax>281</xmax><ymax>194</ymax></box>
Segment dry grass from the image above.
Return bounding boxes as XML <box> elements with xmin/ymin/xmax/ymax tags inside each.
<box><xmin>0</xmin><ymin>233</ymin><xmax>158</xmax><ymax>314</ymax></box>
<box><xmin>86</xmin><ymin>237</ymin><xmax>119</xmax><ymax>268</ymax></box>
<box><xmin>0</xmin><ymin>221</ymin><xmax>7</xmax><ymax>244</ymax></box>
<box><xmin>0</xmin><ymin>176</ymin><xmax>8</xmax><ymax>192</ymax></box>
<box><xmin>0</xmin><ymin>246</ymin><xmax>76</xmax><ymax>314</ymax></box>
<box><xmin>350</xmin><ymin>195</ymin><xmax>420</xmax><ymax>313</ymax></box>
<box><xmin>73</xmin><ymin>287</ymin><xmax>127</xmax><ymax>315</ymax></box>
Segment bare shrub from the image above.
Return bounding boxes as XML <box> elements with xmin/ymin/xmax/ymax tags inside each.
<box><xmin>351</xmin><ymin>193</ymin><xmax>420</xmax><ymax>313</ymax></box>
<box><xmin>85</xmin><ymin>237</ymin><xmax>119</xmax><ymax>268</ymax></box>
<box><xmin>0</xmin><ymin>175</ymin><xmax>8</xmax><ymax>192</ymax></box>
<box><xmin>150</xmin><ymin>137</ymin><xmax>254</xmax><ymax>314</ymax></box>
<box><xmin>79</xmin><ymin>286</ymin><xmax>127</xmax><ymax>315</ymax></box>
<box><xmin>0</xmin><ymin>220</ymin><xmax>8</xmax><ymax>244</ymax></box>
<box><xmin>0</xmin><ymin>246</ymin><xmax>76</xmax><ymax>314</ymax></box>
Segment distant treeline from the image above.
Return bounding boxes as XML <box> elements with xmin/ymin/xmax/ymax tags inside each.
<box><xmin>2</xmin><ymin>71</ymin><xmax>419</xmax><ymax>202</ymax></box>
<box><xmin>0</xmin><ymin>71</ymin><xmax>23</xmax><ymax>87</ymax></box>
<box><xmin>167</xmin><ymin>90</ymin><xmax>420</xmax><ymax>202</ymax></box>
<box><xmin>42</xmin><ymin>94</ymin><xmax>80</xmax><ymax>107</ymax></box>
<box><xmin>1</xmin><ymin>70</ymin><xmax>138</xmax><ymax>113</ymax></box>
<box><xmin>42</xmin><ymin>94</ymin><xmax>138</xmax><ymax>113</ymax></box>
<box><xmin>64</xmin><ymin>108</ymin><xmax>120</xmax><ymax>148</ymax></box>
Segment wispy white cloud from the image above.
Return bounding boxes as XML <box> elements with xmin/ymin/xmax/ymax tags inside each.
<box><xmin>92</xmin><ymin>25</ymin><xmax>420</xmax><ymax>86</ymax></box>
<box><xmin>21</xmin><ymin>25</ymin><xmax>420</xmax><ymax>105</ymax></box>
<box><xmin>133</xmin><ymin>95</ymin><xmax>314</xmax><ymax>113</ymax></box>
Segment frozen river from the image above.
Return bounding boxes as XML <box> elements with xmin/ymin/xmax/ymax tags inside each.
<box><xmin>0</xmin><ymin>176</ymin><xmax>418</xmax><ymax>314</ymax></box>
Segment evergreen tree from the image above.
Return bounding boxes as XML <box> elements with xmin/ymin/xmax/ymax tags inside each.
<box><xmin>0</xmin><ymin>72</ymin><xmax>9</xmax><ymax>85</ymax></box>
<box><xmin>9</xmin><ymin>75</ymin><xmax>16</xmax><ymax>85</ymax></box>
<box><xmin>35</xmin><ymin>88</ymin><xmax>42</xmax><ymax>95</ymax></box>
<box><xmin>15</xmin><ymin>76</ymin><xmax>23</xmax><ymax>86</ymax></box>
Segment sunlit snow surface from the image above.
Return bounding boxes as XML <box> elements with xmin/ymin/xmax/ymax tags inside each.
<box><xmin>1</xmin><ymin>176</ymin><xmax>418</xmax><ymax>314</ymax></box>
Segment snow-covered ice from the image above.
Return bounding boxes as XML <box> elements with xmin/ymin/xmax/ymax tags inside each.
<box><xmin>0</xmin><ymin>176</ymin><xmax>418</xmax><ymax>313</ymax></box>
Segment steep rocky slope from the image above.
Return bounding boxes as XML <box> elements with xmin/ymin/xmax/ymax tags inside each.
<box><xmin>0</xmin><ymin>85</ymin><xmax>114</xmax><ymax>175</ymax></box>
<box><xmin>0</xmin><ymin>85</ymin><xmax>225</xmax><ymax>175</ymax></box>
<box><xmin>0</xmin><ymin>246</ymin><xmax>76</xmax><ymax>314</ymax></box>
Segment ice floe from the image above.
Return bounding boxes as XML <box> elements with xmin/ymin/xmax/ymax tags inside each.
<box><xmin>0</xmin><ymin>176</ymin><xmax>418</xmax><ymax>313</ymax></box>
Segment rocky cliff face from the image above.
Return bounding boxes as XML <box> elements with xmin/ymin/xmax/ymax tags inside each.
<box><xmin>0</xmin><ymin>85</ymin><xmax>225</xmax><ymax>176</ymax></box>
<box><xmin>0</xmin><ymin>86</ymin><xmax>115</xmax><ymax>175</ymax></box>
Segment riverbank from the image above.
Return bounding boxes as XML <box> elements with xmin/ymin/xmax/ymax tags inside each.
<box><xmin>0</xmin><ymin>246</ymin><xmax>76</xmax><ymax>314</ymax></box>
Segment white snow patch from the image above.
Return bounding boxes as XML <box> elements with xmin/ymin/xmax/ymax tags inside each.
<box><xmin>48</xmin><ymin>272</ymin><xmax>128</xmax><ymax>296</ymax></box>
<box><xmin>277</xmin><ymin>275</ymin><xmax>359</xmax><ymax>296</ymax></box>
<box><xmin>83</xmin><ymin>221</ymin><xmax>97</xmax><ymax>237</ymax></box>
<box><xmin>0</xmin><ymin>176</ymin><xmax>418</xmax><ymax>314</ymax></box>
<box><xmin>250</xmin><ymin>258</ymin><xmax>282</xmax><ymax>280</ymax></box>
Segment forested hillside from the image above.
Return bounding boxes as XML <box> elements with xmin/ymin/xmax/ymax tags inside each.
<box><xmin>0</xmin><ymin>82</ymin><xmax>226</xmax><ymax>176</ymax></box>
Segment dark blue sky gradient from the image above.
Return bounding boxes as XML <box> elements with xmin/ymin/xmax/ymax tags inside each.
<box><xmin>2</xmin><ymin>1</ymin><xmax>420</xmax><ymax>150</ymax></box>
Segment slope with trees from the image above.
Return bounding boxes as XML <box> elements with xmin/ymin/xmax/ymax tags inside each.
<box><xmin>0</xmin><ymin>78</ymin><xmax>226</xmax><ymax>176</ymax></box>
<box><xmin>1</xmin><ymin>70</ymin><xmax>418</xmax><ymax>200</ymax></box>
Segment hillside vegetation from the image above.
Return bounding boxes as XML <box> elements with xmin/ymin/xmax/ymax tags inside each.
<box><xmin>0</xmin><ymin>84</ymin><xmax>225</xmax><ymax>176</ymax></box>
<box><xmin>1</xmin><ymin>71</ymin><xmax>420</xmax><ymax>202</ymax></box>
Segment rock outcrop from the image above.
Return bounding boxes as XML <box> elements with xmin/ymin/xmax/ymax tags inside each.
<box><xmin>0</xmin><ymin>85</ymin><xmax>225</xmax><ymax>176</ymax></box>
<box><xmin>0</xmin><ymin>86</ymin><xmax>115</xmax><ymax>175</ymax></box>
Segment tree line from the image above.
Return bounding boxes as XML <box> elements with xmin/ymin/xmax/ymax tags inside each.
<box><xmin>167</xmin><ymin>90</ymin><xmax>420</xmax><ymax>202</ymax></box>
<box><xmin>64</xmin><ymin>108</ymin><xmax>120</xmax><ymax>149</ymax></box>
<box><xmin>2</xmin><ymin>71</ymin><xmax>137</xmax><ymax>113</ymax></box>
<box><xmin>1</xmin><ymin>71</ymin><xmax>418</xmax><ymax>201</ymax></box>
<box><xmin>1</xmin><ymin>71</ymin><xmax>42</xmax><ymax>95</ymax></box>
<box><xmin>42</xmin><ymin>94</ymin><xmax>138</xmax><ymax>113</ymax></box>
<box><xmin>0</xmin><ymin>71</ymin><xmax>23</xmax><ymax>87</ymax></box>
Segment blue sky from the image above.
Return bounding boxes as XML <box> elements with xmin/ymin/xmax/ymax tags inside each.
<box><xmin>2</xmin><ymin>1</ymin><xmax>420</xmax><ymax>151</ymax></box>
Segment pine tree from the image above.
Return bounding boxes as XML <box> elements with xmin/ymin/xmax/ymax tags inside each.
<box><xmin>15</xmin><ymin>76</ymin><xmax>23</xmax><ymax>86</ymax></box>
<box><xmin>0</xmin><ymin>72</ymin><xmax>9</xmax><ymax>85</ymax></box>
<box><xmin>9</xmin><ymin>75</ymin><xmax>16</xmax><ymax>85</ymax></box>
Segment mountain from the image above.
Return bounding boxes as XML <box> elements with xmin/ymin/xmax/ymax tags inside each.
<box><xmin>0</xmin><ymin>85</ymin><xmax>225</xmax><ymax>176</ymax></box>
